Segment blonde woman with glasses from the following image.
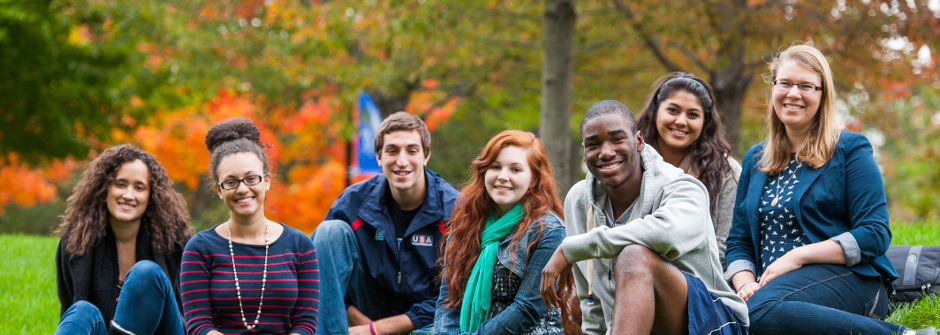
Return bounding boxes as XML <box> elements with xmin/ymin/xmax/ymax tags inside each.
<box><xmin>725</xmin><ymin>44</ymin><xmax>934</xmax><ymax>335</ymax></box>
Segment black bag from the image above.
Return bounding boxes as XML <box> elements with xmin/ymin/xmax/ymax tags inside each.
<box><xmin>886</xmin><ymin>245</ymin><xmax>940</xmax><ymax>302</ymax></box>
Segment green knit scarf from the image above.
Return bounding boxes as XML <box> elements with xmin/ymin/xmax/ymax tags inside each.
<box><xmin>459</xmin><ymin>203</ymin><xmax>525</xmax><ymax>332</ymax></box>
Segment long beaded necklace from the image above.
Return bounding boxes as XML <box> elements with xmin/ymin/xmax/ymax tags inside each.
<box><xmin>227</xmin><ymin>221</ymin><xmax>269</xmax><ymax>330</ymax></box>
<box><xmin>770</xmin><ymin>159</ymin><xmax>802</xmax><ymax>207</ymax></box>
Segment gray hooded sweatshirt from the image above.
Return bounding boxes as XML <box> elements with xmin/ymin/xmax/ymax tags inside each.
<box><xmin>561</xmin><ymin>146</ymin><xmax>748</xmax><ymax>335</ymax></box>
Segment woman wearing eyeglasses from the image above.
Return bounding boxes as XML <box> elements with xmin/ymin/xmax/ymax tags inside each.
<box><xmin>723</xmin><ymin>44</ymin><xmax>929</xmax><ymax>334</ymax></box>
<box><xmin>55</xmin><ymin>144</ymin><xmax>193</xmax><ymax>335</ymax></box>
<box><xmin>180</xmin><ymin>117</ymin><xmax>318</xmax><ymax>335</ymax></box>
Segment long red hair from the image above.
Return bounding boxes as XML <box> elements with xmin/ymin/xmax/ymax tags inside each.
<box><xmin>441</xmin><ymin>130</ymin><xmax>563</xmax><ymax>307</ymax></box>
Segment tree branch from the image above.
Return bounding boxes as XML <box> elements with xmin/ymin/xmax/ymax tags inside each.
<box><xmin>667</xmin><ymin>40</ymin><xmax>711</xmax><ymax>74</ymax></box>
<box><xmin>610</xmin><ymin>0</ymin><xmax>682</xmax><ymax>72</ymax></box>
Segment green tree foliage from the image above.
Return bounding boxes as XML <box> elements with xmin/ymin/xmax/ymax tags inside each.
<box><xmin>2</xmin><ymin>0</ymin><xmax>938</xmax><ymax>225</ymax></box>
<box><xmin>592</xmin><ymin>0</ymin><xmax>940</xmax><ymax>152</ymax></box>
<box><xmin>0</xmin><ymin>0</ymin><xmax>134</xmax><ymax>162</ymax></box>
<box><xmin>868</xmin><ymin>85</ymin><xmax>940</xmax><ymax>223</ymax></box>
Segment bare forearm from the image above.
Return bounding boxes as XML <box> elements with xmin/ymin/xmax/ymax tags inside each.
<box><xmin>373</xmin><ymin>314</ymin><xmax>415</xmax><ymax>334</ymax></box>
<box><xmin>347</xmin><ymin>305</ymin><xmax>371</xmax><ymax>326</ymax></box>
<box><xmin>792</xmin><ymin>239</ymin><xmax>846</xmax><ymax>265</ymax></box>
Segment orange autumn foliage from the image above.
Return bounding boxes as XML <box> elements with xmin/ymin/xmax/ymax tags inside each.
<box><xmin>6</xmin><ymin>84</ymin><xmax>455</xmax><ymax>233</ymax></box>
<box><xmin>406</xmin><ymin>80</ymin><xmax>460</xmax><ymax>132</ymax></box>
<box><xmin>111</xmin><ymin>90</ymin><xmax>347</xmax><ymax>232</ymax></box>
<box><xmin>0</xmin><ymin>154</ymin><xmax>78</xmax><ymax>215</ymax></box>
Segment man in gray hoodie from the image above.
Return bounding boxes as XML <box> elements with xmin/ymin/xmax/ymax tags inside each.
<box><xmin>540</xmin><ymin>100</ymin><xmax>747</xmax><ymax>335</ymax></box>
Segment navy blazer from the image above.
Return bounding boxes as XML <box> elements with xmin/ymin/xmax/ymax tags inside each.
<box><xmin>725</xmin><ymin>131</ymin><xmax>898</xmax><ymax>282</ymax></box>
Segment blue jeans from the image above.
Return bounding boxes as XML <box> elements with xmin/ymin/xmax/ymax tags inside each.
<box><xmin>56</xmin><ymin>301</ymin><xmax>108</xmax><ymax>335</ymax></box>
<box><xmin>311</xmin><ymin>220</ymin><xmax>432</xmax><ymax>335</ymax></box>
<box><xmin>54</xmin><ymin>260</ymin><xmax>184</xmax><ymax>335</ymax></box>
<box><xmin>747</xmin><ymin>264</ymin><xmax>903</xmax><ymax>335</ymax></box>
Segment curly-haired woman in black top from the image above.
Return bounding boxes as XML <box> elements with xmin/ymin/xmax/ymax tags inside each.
<box><xmin>55</xmin><ymin>144</ymin><xmax>193</xmax><ymax>335</ymax></box>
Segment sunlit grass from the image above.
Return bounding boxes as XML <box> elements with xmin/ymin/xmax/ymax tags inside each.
<box><xmin>891</xmin><ymin>221</ymin><xmax>940</xmax><ymax>245</ymax></box>
<box><xmin>889</xmin><ymin>294</ymin><xmax>940</xmax><ymax>329</ymax></box>
<box><xmin>0</xmin><ymin>234</ymin><xmax>59</xmax><ymax>334</ymax></box>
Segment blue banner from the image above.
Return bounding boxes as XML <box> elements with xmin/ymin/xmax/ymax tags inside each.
<box><xmin>354</xmin><ymin>92</ymin><xmax>382</xmax><ymax>177</ymax></box>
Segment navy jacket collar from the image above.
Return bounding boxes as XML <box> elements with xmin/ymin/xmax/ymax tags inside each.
<box><xmin>358</xmin><ymin>168</ymin><xmax>446</xmax><ymax>237</ymax></box>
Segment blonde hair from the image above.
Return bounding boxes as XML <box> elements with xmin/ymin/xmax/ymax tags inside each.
<box><xmin>759</xmin><ymin>44</ymin><xmax>843</xmax><ymax>174</ymax></box>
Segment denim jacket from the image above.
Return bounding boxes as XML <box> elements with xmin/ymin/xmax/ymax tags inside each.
<box><xmin>433</xmin><ymin>212</ymin><xmax>565</xmax><ymax>334</ymax></box>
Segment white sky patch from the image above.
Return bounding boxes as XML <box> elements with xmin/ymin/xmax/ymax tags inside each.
<box><xmin>884</xmin><ymin>36</ymin><xmax>909</xmax><ymax>51</ymax></box>
<box><xmin>864</xmin><ymin>128</ymin><xmax>886</xmax><ymax>172</ymax></box>
<box><xmin>865</xmin><ymin>129</ymin><xmax>886</xmax><ymax>147</ymax></box>
<box><xmin>913</xmin><ymin>45</ymin><xmax>933</xmax><ymax>75</ymax></box>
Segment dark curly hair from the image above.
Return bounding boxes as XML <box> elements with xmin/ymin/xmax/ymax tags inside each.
<box><xmin>55</xmin><ymin>144</ymin><xmax>193</xmax><ymax>256</ymax></box>
<box><xmin>637</xmin><ymin>72</ymin><xmax>733</xmax><ymax>211</ymax></box>
<box><xmin>205</xmin><ymin>117</ymin><xmax>269</xmax><ymax>182</ymax></box>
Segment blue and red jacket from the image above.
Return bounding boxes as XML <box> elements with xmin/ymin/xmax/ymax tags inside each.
<box><xmin>323</xmin><ymin>168</ymin><xmax>458</xmax><ymax>328</ymax></box>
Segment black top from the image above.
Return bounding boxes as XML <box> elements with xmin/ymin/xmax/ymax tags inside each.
<box><xmin>385</xmin><ymin>185</ymin><xmax>423</xmax><ymax>239</ymax></box>
<box><xmin>55</xmin><ymin>225</ymin><xmax>184</xmax><ymax>323</ymax></box>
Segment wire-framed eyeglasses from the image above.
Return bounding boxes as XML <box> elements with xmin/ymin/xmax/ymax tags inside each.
<box><xmin>774</xmin><ymin>80</ymin><xmax>822</xmax><ymax>93</ymax></box>
<box><xmin>219</xmin><ymin>175</ymin><xmax>265</xmax><ymax>190</ymax></box>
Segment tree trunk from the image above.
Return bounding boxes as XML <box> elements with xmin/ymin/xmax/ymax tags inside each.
<box><xmin>710</xmin><ymin>70</ymin><xmax>754</xmax><ymax>155</ymax></box>
<box><xmin>367</xmin><ymin>88</ymin><xmax>412</xmax><ymax>118</ymax></box>
<box><xmin>541</xmin><ymin>0</ymin><xmax>576</xmax><ymax>196</ymax></box>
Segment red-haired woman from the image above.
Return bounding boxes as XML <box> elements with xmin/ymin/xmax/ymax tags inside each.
<box><xmin>433</xmin><ymin>130</ymin><xmax>567</xmax><ymax>334</ymax></box>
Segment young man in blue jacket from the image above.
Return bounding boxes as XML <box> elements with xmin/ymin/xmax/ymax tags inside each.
<box><xmin>312</xmin><ymin>111</ymin><xmax>458</xmax><ymax>335</ymax></box>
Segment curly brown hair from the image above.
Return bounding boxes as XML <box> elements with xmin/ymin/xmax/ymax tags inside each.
<box><xmin>54</xmin><ymin>144</ymin><xmax>193</xmax><ymax>256</ymax></box>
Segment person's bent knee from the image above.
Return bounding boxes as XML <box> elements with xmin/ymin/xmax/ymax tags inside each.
<box><xmin>64</xmin><ymin>300</ymin><xmax>103</xmax><ymax>320</ymax></box>
<box><xmin>129</xmin><ymin>260</ymin><xmax>162</xmax><ymax>275</ymax></box>
<box><xmin>312</xmin><ymin>219</ymin><xmax>354</xmax><ymax>242</ymax></box>
<box><xmin>127</xmin><ymin>260</ymin><xmax>164</xmax><ymax>282</ymax></box>
<box><xmin>615</xmin><ymin>244</ymin><xmax>658</xmax><ymax>268</ymax></box>
<box><xmin>615</xmin><ymin>244</ymin><xmax>659</xmax><ymax>278</ymax></box>
<box><xmin>56</xmin><ymin>300</ymin><xmax>106</xmax><ymax>335</ymax></box>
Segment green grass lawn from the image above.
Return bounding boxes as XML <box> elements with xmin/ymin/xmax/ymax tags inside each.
<box><xmin>1</xmin><ymin>222</ymin><xmax>938</xmax><ymax>333</ymax></box>
<box><xmin>1</xmin><ymin>234</ymin><xmax>59</xmax><ymax>334</ymax></box>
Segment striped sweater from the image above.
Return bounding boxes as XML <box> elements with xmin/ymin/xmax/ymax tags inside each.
<box><xmin>181</xmin><ymin>223</ymin><xmax>318</xmax><ymax>335</ymax></box>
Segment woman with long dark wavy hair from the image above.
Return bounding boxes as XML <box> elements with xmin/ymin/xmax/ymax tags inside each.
<box><xmin>433</xmin><ymin>130</ymin><xmax>574</xmax><ymax>334</ymax></box>
<box><xmin>636</xmin><ymin>72</ymin><xmax>740</xmax><ymax>265</ymax></box>
<box><xmin>55</xmin><ymin>144</ymin><xmax>193</xmax><ymax>335</ymax></box>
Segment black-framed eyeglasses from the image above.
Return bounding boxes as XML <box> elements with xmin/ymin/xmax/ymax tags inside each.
<box><xmin>774</xmin><ymin>80</ymin><xmax>822</xmax><ymax>93</ymax></box>
<box><xmin>219</xmin><ymin>175</ymin><xmax>264</xmax><ymax>190</ymax></box>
